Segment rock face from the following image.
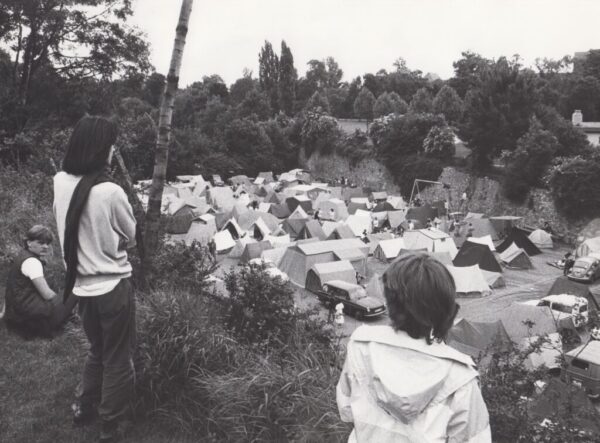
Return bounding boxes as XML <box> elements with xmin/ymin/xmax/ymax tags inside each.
<box><xmin>303</xmin><ymin>150</ymin><xmax>589</xmax><ymax>245</ymax></box>
<box><xmin>303</xmin><ymin>151</ymin><xmax>400</xmax><ymax>194</ymax></box>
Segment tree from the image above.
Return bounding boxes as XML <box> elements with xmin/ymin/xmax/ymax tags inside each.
<box><xmin>224</xmin><ymin>118</ymin><xmax>278</xmax><ymax>175</ymax></box>
<box><xmin>581</xmin><ymin>49</ymin><xmax>600</xmax><ymax>79</ymax></box>
<box><xmin>258</xmin><ymin>40</ymin><xmax>279</xmax><ymax>113</ymax></box>
<box><xmin>409</xmin><ymin>88</ymin><xmax>433</xmax><ymax>114</ymax></box>
<box><xmin>536</xmin><ymin>106</ymin><xmax>590</xmax><ymax>157</ymax></box>
<box><xmin>324</xmin><ymin>57</ymin><xmax>344</xmax><ymax>88</ymax></box>
<box><xmin>278</xmin><ymin>40</ymin><xmax>297</xmax><ymax>116</ymax></box>
<box><xmin>388</xmin><ymin>91</ymin><xmax>408</xmax><ymax>114</ymax></box>
<box><xmin>236</xmin><ymin>89</ymin><xmax>271</xmax><ymax>120</ymax></box>
<box><xmin>145</xmin><ymin>0</ymin><xmax>194</xmax><ymax>262</ymax></box>
<box><xmin>564</xmin><ymin>76</ymin><xmax>600</xmax><ymax>122</ymax></box>
<box><xmin>432</xmin><ymin>85</ymin><xmax>463</xmax><ymax>124</ymax></box>
<box><xmin>0</xmin><ymin>0</ymin><xmax>150</xmax><ymax>108</ymax></box>
<box><xmin>229</xmin><ymin>73</ymin><xmax>257</xmax><ymax>106</ymax></box>
<box><xmin>300</xmin><ymin>110</ymin><xmax>342</xmax><ymax>157</ymax></box>
<box><xmin>142</xmin><ymin>73</ymin><xmax>166</xmax><ymax>108</ymax></box>
<box><xmin>423</xmin><ymin>125</ymin><xmax>456</xmax><ymax>161</ymax></box>
<box><xmin>353</xmin><ymin>87</ymin><xmax>376</xmax><ymax>121</ymax></box>
<box><xmin>373</xmin><ymin>92</ymin><xmax>395</xmax><ymax>117</ymax></box>
<box><xmin>306</xmin><ymin>91</ymin><xmax>331</xmax><ymax>114</ymax></box>
<box><xmin>449</xmin><ymin>51</ymin><xmax>491</xmax><ymax>98</ymax></box>
<box><xmin>549</xmin><ymin>155</ymin><xmax>600</xmax><ymax>218</ymax></box>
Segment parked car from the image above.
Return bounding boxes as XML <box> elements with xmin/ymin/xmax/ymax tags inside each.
<box><xmin>562</xmin><ymin>340</ymin><xmax>600</xmax><ymax>399</ymax></box>
<box><xmin>247</xmin><ymin>258</ymin><xmax>289</xmax><ymax>282</ymax></box>
<box><xmin>521</xmin><ymin>294</ymin><xmax>588</xmax><ymax>327</ymax></box>
<box><xmin>568</xmin><ymin>255</ymin><xmax>600</xmax><ymax>283</ymax></box>
<box><xmin>317</xmin><ymin>280</ymin><xmax>386</xmax><ymax>319</ymax></box>
<box><xmin>211</xmin><ymin>174</ymin><xmax>225</xmax><ymax>187</ymax></box>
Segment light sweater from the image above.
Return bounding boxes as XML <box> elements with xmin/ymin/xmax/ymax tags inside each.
<box><xmin>53</xmin><ymin>172</ymin><xmax>136</xmax><ymax>289</ymax></box>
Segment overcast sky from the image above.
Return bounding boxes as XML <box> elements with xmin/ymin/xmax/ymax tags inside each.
<box><xmin>131</xmin><ymin>0</ymin><xmax>600</xmax><ymax>87</ymax></box>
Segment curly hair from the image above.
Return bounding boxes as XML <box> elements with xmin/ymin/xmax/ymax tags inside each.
<box><xmin>382</xmin><ymin>253</ymin><xmax>459</xmax><ymax>344</ymax></box>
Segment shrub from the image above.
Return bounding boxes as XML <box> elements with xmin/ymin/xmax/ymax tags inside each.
<box><xmin>388</xmin><ymin>154</ymin><xmax>444</xmax><ymax>198</ymax></box>
<box><xmin>548</xmin><ymin>155</ymin><xmax>600</xmax><ymax>218</ymax></box>
<box><xmin>300</xmin><ymin>110</ymin><xmax>342</xmax><ymax>157</ymax></box>
<box><xmin>422</xmin><ymin>125</ymin><xmax>456</xmax><ymax>161</ymax></box>
<box><xmin>337</xmin><ymin>130</ymin><xmax>373</xmax><ymax>166</ymax></box>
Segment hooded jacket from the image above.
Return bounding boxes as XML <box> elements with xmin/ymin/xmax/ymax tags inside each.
<box><xmin>337</xmin><ymin>325</ymin><xmax>491</xmax><ymax>443</ymax></box>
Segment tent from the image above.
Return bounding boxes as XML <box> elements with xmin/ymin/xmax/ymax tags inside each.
<box><xmin>386</xmin><ymin>196</ymin><xmax>406</xmax><ymax>209</ymax></box>
<box><xmin>366</xmin><ymin>232</ymin><xmax>394</xmax><ymax>255</ymax></box>
<box><xmin>373</xmin><ymin>238</ymin><xmax>406</xmax><ymax>262</ymax></box>
<box><xmin>576</xmin><ymin>236</ymin><xmax>600</xmax><ymax>258</ymax></box>
<box><xmin>481</xmin><ymin>269</ymin><xmax>505</xmax><ymax>289</ymax></box>
<box><xmin>229</xmin><ymin>237</ymin><xmax>257</xmax><ymax>259</ymax></box>
<box><xmin>547</xmin><ymin>276</ymin><xmax>600</xmax><ymax>311</ymax></box>
<box><xmin>317</xmin><ymin>198</ymin><xmax>349</xmax><ymax>221</ymax></box>
<box><xmin>286</xmin><ymin>195</ymin><xmax>312</xmax><ymax>213</ymax></box>
<box><xmin>321</xmin><ymin>221</ymin><xmax>342</xmax><ymax>238</ymax></box>
<box><xmin>370</xmin><ymin>191</ymin><xmax>388</xmax><ymax>202</ymax></box>
<box><xmin>164</xmin><ymin>206</ymin><xmax>195</xmax><ymax>234</ymax></box>
<box><xmin>208</xmin><ymin>187</ymin><xmax>236</xmax><ymax>211</ymax></box>
<box><xmin>372</xmin><ymin>201</ymin><xmax>395</xmax><ymax>212</ymax></box>
<box><xmin>229</xmin><ymin>175</ymin><xmax>252</xmax><ymax>187</ymax></box>
<box><xmin>264</xmin><ymin>233</ymin><xmax>291</xmax><ymax>248</ymax></box>
<box><xmin>387</xmin><ymin>211</ymin><xmax>406</xmax><ymax>229</ymax></box>
<box><xmin>529</xmin><ymin>229</ymin><xmax>554</xmax><ymax>249</ymax></box>
<box><xmin>269</xmin><ymin>203</ymin><xmax>291</xmax><ymax>219</ymax></box>
<box><xmin>498</xmin><ymin>243</ymin><xmax>533</xmax><ymax>269</ymax></box>
<box><xmin>522</xmin><ymin>332</ymin><xmax>562</xmax><ymax>371</ymax></box>
<box><xmin>496</xmin><ymin>227</ymin><xmax>541</xmax><ymax>256</ymax></box>
<box><xmin>489</xmin><ymin>215</ymin><xmax>522</xmax><ymax>237</ymax></box>
<box><xmin>327</xmin><ymin>224</ymin><xmax>356</xmax><ymax>240</ymax></box>
<box><xmin>297</xmin><ymin>220</ymin><xmax>327</xmax><ymax>241</ymax></box>
<box><xmin>241</xmin><ymin>240</ymin><xmax>273</xmax><ymax>263</ymax></box>
<box><xmin>288</xmin><ymin>204</ymin><xmax>309</xmax><ymax>219</ymax></box>
<box><xmin>345</xmin><ymin>215</ymin><xmax>372</xmax><ymax>236</ymax></box>
<box><xmin>333</xmin><ymin>248</ymin><xmax>368</xmax><ymax>276</ymax></box>
<box><xmin>403</xmin><ymin>229</ymin><xmax>458</xmax><ymax>258</ymax></box>
<box><xmin>222</xmin><ymin>218</ymin><xmax>245</xmax><ymax>240</ymax></box>
<box><xmin>450</xmin><ymin>219</ymin><xmax>500</xmax><ymax>247</ymax></box>
<box><xmin>348</xmin><ymin>201</ymin><xmax>369</xmax><ymax>214</ymax></box>
<box><xmin>499</xmin><ymin>304</ymin><xmax>559</xmax><ymax>343</ymax></box>
<box><xmin>405</xmin><ymin>206</ymin><xmax>438</xmax><ymax>225</ymax></box>
<box><xmin>213</xmin><ymin>230</ymin><xmax>236</xmax><ymax>254</ymax></box>
<box><xmin>257</xmin><ymin>171</ymin><xmax>274</xmax><ymax>183</ymax></box>
<box><xmin>464</xmin><ymin>235</ymin><xmax>495</xmax><ymax>251</ymax></box>
<box><xmin>453</xmin><ymin>241</ymin><xmax>502</xmax><ymax>273</ymax></box>
<box><xmin>426</xmin><ymin>251</ymin><xmax>453</xmax><ymax>266</ymax></box>
<box><xmin>305</xmin><ymin>260</ymin><xmax>358</xmax><ymax>293</ymax></box>
<box><xmin>236</xmin><ymin>211</ymin><xmax>280</xmax><ymax>232</ymax></box>
<box><xmin>464</xmin><ymin>212</ymin><xmax>485</xmax><ymax>220</ymax></box>
<box><xmin>446</xmin><ymin>265</ymin><xmax>492</xmax><ymax>297</ymax></box>
<box><xmin>447</xmin><ymin>319</ymin><xmax>511</xmax><ymax>360</ymax></box>
<box><xmin>282</xmin><ymin>217</ymin><xmax>309</xmax><ymax>239</ymax></box>
<box><xmin>342</xmin><ymin>187</ymin><xmax>366</xmax><ymax>201</ymax></box>
<box><xmin>278</xmin><ymin>238</ymin><xmax>369</xmax><ymax>287</ymax></box>
<box><xmin>184</xmin><ymin>216</ymin><xmax>217</xmax><ymax>246</ymax></box>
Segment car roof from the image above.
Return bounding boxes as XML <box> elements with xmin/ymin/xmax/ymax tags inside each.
<box><xmin>566</xmin><ymin>341</ymin><xmax>600</xmax><ymax>366</ymax></box>
<box><xmin>326</xmin><ymin>280</ymin><xmax>363</xmax><ymax>291</ymax></box>
<box><xmin>542</xmin><ymin>294</ymin><xmax>587</xmax><ymax>306</ymax></box>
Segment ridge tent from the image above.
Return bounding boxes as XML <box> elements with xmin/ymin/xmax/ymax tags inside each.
<box><xmin>345</xmin><ymin>215</ymin><xmax>372</xmax><ymax>236</ymax></box>
<box><xmin>208</xmin><ymin>187</ymin><xmax>236</xmax><ymax>211</ymax></box>
<box><xmin>498</xmin><ymin>242</ymin><xmax>533</xmax><ymax>269</ymax></box>
<box><xmin>305</xmin><ymin>260</ymin><xmax>359</xmax><ymax>293</ymax></box>
<box><xmin>342</xmin><ymin>187</ymin><xmax>366</xmax><ymax>201</ymax></box>
<box><xmin>236</xmin><ymin>211</ymin><xmax>280</xmax><ymax>232</ymax></box>
<box><xmin>213</xmin><ymin>230</ymin><xmax>236</xmax><ymax>254</ymax></box>
<box><xmin>282</xmin><ymin>217</ymin><xmax>309</xmax><ymax>239</ymax></box>
<box><xmin>258</xmin><ymin>202</ymin><xmax>271</xmax><ymax>213</ymax></box>
<box><xmin>165</xmin><ymin>205</ymin><xmax>195</xmax><ymax>234</ymax></box>
<box><xmin>321</xmin><ymin>221</ymin><xmax>342</xmax><ymax>238</ymax></box>
<box><xmin>317</xmin><ymin>198</ymin><xmax>349</xmax><ymax>221</ymax></box>
<box><xmin>278</xmin><ymin>238</ymin><xmax>369</xmax><ymax>287</ymax></box>
<box><xmin>297</xmin><ymin>220</ymin><xmax>328</xmax><ymax>241</ymax></box>
<box><xmin>579</xmin><ymin>218</ymin><xmax>600</xmax><ymax>243</ymax></box>
<box><xmin>499</xmin><ymin>304</ymin><xmax>559</xmax><ymax>343</ymax></box>
<box><xmin>250</xmin><ymin>217</ymin><xmax>271</xmax><ymax>240</ymax></box>
<box><xmin>453</xmin><ymin>241</ymin><xmax>502</xmax><ymax>273</ymax></box>
<box><xmin>445</xmin><ymin>265</ymin><xmax>491</xmax><ymax>297</ymax></box>
<box><xmin>496</xmin><ymin>227</ymin><xmax>541</xmax><ymax>256</ymax></box>
<box><xmin>450</xmin><ymin>219</ymin><xmax>500</xmax><ymax>248</ymax></box>
<box><xmin>403</xmin><ymin>229</ymin><xmax>458</xmax><ymax>258</ymax></box>
<box><xmin>387</xmin><ymin>210</ymin><xmax>406</xmax><ymax>229</ymax></box>
<box><xmin>447</xmin><ymin>319</ymin><xmax>511</xmax><ymax>360</ymax></box>
<box><xmin>231</xmin><ymin>202</ymin><xmax>249</xmax><ymax>220</ymax></box>
<box><xmin>370</xmin><ymin>191</ymin><xmax>388</xmax><ymax>202</ymax></box>
<box><xmin>257</xmin><ymin>171</ymin><xmax>274</xmax><ymax>183</ymax></box>
<box><xmin>522</xmin><ymin>332</ymin><xmax>563</xmax><ymax>371</ymax></box>
<box><xmin>286</xmin><ymin>195</ymin><xmax>312</xmax><ymax>213</ymax></box>
<box><xmin>214</xmin><ymin>211</ymin><xmax>232</xmax><ymax>230</ymax></box>
<box><xmin>261</xmin><ymin>246</ymin><xmax>290</xmax><ymax>267</ymax></box>
<box><xmin>373</xmin><ymin>238</ymin><xmax>406</xmax><ymax>262</ymax></box>
<box><xmin>241</xmin><ymin>240</ymin><xmax>273</xmax><ymax>263</ymax></box>
<box><xmin>348</xmin><ymin>201</ymin><xmax>369</xmax><ymax>214</ymax></box>
<box><xmin>265</xmin><ymin>191</ymin><xmax>283</xmax><ymax>204</ymax></box>
<box><xmin>255</xmin><ymin>186</ymin><xmax>269</xmax><ymax>198</ymax></box>
<box><xmin>576</xmin><ymin>236</ymin><xmax>600</xmax><ymax>258</ymax></box>
<box><xmin>350</xmin><ymin>197</ymin><xmax>370</xmax><ymax>205</ymax></box>
<box><xmin>366</xmin><ymin>232</ymin><xmax>394</xmax><ymax>255</ymax></box>
<box><xmin>269</xmin><ymin>203</ymin><xmax>291</xmax><ymax>219</ymax></box>
<box><xmin>489</xmin><ymin>215</ymin><xmax>522</xmax><ymax>236</ymax></box>
<box><xmin>373</xmin><ymin>201</ymin><xmax>395</xmax><ymax>212</ymax></box>
<box><xmin>386</xmin><ymin>196</ymin><xmax>406</xmax><ymax>209</ymax></box>
<box><xmin>405</xmin><ymin>206</ymin><xmax>438</xmax><ymax>226</ymax></box>
<box><xmin>466</xmin><ymin>235</ymin><xmax>496</xmax><ymax>251</ymax></box>
<box><xmin>229</xmin><ymin>237</ymin><xmax>256</xmax><ymax>259</ymax></box>
<box><xmin>229</xmin><ymin>175</ymin><xmax>252</xmax><ymax>187</ymax></box>
<box><xmin>184</xmin><ymin>216</ymin><xmax>217</xmax><ymax>246</ymax></box>
<box><xmin>426</xmin><ymin>251</ymin><xmax>453</xmax><ymax>266</ymax></box>
<box><xmin>265</xmin><ymin>233</ymin><xmax>291</xmax><ymax>248</ymax></box>
<box><xmin>253</xmin><ymin>177</ymin><xmax>265</xmax><ymax>186</ymax></box>
<box><xmin>288</xmin><ymin>204</ymin><xmax>309</xmax><ymax>219</ymax></box>
<box><xmin>328</xmin><ymin>186</ymin><xmax>343</xmax><ymax>200</ymax></box>
<box><xmin>327</xmin><ymin>224</ymin><xmax>356</xmax><ymax>240</ymax></box>
<box><xmin>528</xmin><ymin>229</ymin><xmax>554</xmax><ymax>249</ymax></box>
<box><xmin>355</xmin><ymin>209</ymin><xmax>372</xmax><ymax>218</ymax></box>
<box><xmin>222</xmin><ymin>218</ymin><xmax>245</xmax><ymax>240</ymax></box>
<box><xmin>333</xmin><ymin>248</ymin><xmax>368</xmax><ymax>276</ymax></box>
<box><xmin>547</xmin><ymin>276</ymin><xmax>600</xmax><ymax>311</ymax></box>
<box><xmin>312</xmin><ymin>192</ymin><xmax>332</xmax><ymax>211</ymax></box>
<box><xmin>480</xmin><ymin>269</ymin><xmax>506</xmax><ymax>289</ymax></box>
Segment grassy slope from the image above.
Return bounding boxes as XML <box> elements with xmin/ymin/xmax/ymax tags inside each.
<box><xmin>0</xmin><ymin>314</ymin><xmax>191</xmax><ymax>443</ymax></box>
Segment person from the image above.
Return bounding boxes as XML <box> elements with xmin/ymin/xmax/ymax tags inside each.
<box><xmin>337</xmin><ymin>254</ymin><xmax>491</xmax><ymax>442</ymax></box>
<box><xmin>425</xmin><ymin>218</ymin><xmax>432</xmax><ymax>229</ymax></box>
<box><xmin>433</xmin><ymin>218</ymin><xmax>441</xmax><ymax>230</ymax></box>
<box><xmin>53</xmin><ymin>116</ymin><xmax>137</xmax><ymax>442</ymax></box>
<box><xmin>408</xmin><ymin>220</ymin><xmax>415</xmax><ymax>231</ymax></box>
<box><xmin>314</xmin><ymin>209</ymin><xmax>320</xmax><ymax>221</ymax></box>
<box><xmin>466</xmin><ymin>222</ymin><xmax>474</xmax><ymax>238</ymax></box>
<box><xmin>372</xmin><ymin>217</ymin><xmax>379</xmax><ymax>233</ymax></box>
<box><xmin>361</xmin><ymin>229</ymin><xmax>369</xmax><ymax>244</ymax></box>
<box><xmin>329</xmin><ymin>208</ymin><xmax>335</xmax><ymax>220</ymax></box>
<box><xmin>563</xmin><ymin>252</ymin><xmax>575</xmax><ymax>276</ymax></box>
<box><xmin>3</xmin><ymin>225</ymin><xmax>78</xmax><ymax>338</ymax></box>
<box><xmin>208</xmin><ymin>239</ymin><xmax>217</xmax><ymax>261</ymax></box>
<box><xmin>397</xmin><ymin>225</ymin><xmax>405</xmax><ymax>237</ymax></box>
<box><xmin>542</xmin><ymin>220</ymin><xmax>554</xmax><ymax>235</ymax></box>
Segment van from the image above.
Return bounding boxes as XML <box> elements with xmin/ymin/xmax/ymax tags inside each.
<box><xmin>562</xmin><ymin>341</ymin><xmax>600</xmax><ymax>399</ymax></box>
<box><xmin>522</xmin><ymin>294</ymin><xmax>588</xmax><ymax>327</ymax></box>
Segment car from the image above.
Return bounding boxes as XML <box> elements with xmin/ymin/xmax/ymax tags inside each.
<box><xmin>568</xmin><ymin>255</ymin><xmax>600</xmax><ymax>283</ymax></box>
<box><xmin>521</xmin><ymin>294</ymin><xmax>588</xmax><ymax>328</ymax></box>
<box><xmin>316</xmin><ymin>280</ymin><xmax>386</xmax><ymax>320</ymax></box>
<box><xmin>247</xmin><ymin>258</ymin><xmax>289</xmax><ymax>282</ymax></box>
<box><xmin>211</xmin><ymin>174</ymin><xmax>225</xmax><ymax>187</ymax></box>
<box><xmin>562</xmin><ymin>340</ymin><xmax>600</xmax><ymax>399</ymax></box>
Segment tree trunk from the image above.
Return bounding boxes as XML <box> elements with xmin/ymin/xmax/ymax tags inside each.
<box><xmin>143</xmin><ymin>0</ymin><xmax>194</xmax><ymax>263</ymax></box>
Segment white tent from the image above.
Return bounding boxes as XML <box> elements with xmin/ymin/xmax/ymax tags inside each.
<box><xmin>445</xmin><ymin>265</ymin><xmax>491</xmax><ymax>297</ymax></box>
<box><xmin>214</xmin><ymin>230</ymin><xmax>236</xmax><ymax>253</ymax></box>
<box><xmin>528</xmin><ymin>229</ymin><xmax>553</xmax><ymax>249</ymax></box>
<box><xmin>345</xmin><ymin>215</ymin><xmax>372</xmax><ymax>236</ymax></box>
<box><xmin>499</xmin><ymin>242</ymin><xmax>533</xmax><ymax>269</ymax></box>
<box><xmin>184</xmin><ymin>217</ymin><xmax>217</xmax><ymax>246</ymax></box>
<box><xmin>576</xmin><ymin>236</ymin><xmax>600</xmax><ymax>257</ymax></box>
<box><xmin>373</xmin><ymin>238</ymin><xmax>406</xmax><ymax>262</ymax></box>
<box><xmin>321</xmin><ymin>221</ymin><xmax>342</xmax><ymax>238</ymax></box>
<box><xmin>229</xmin><ymin>237</ymin><xmax>257</xmax><ymax>258</ymax></box>
<box><xmin>386</xmin><ymin>195</ymin><xmax>407</xmax><ymax>209</ymax></box>
<box><xmin>258</xmin><ymin>202</ymin><xmax>272</xmax><ymax>213</ymax></box>
<box><xmin>522</xmin><ymin>332</ymin><xmax>562</xmax><ymax>371</ymax></box>
<box><xmin>404</xmin><ymin>229</ymin><xmax>458</xmax><ymax>258</ymax></box>
<box><xmin>265</xmin><ymin>233</ymin><xmax>291</xmax><ymax>248</ymax></box>
<box><xmin>288</xmin><ymin>204</ymin><xmax>309</xmax><ymax>219</ymax></box>
<box><xmin>466</xmin><ymin>235</ymin><xmax>496</xmax><ymax>252</ymax></box>
<box><xmin>250</xmin><ymin>217</ymin><xmax>272</xmax><ymax>240</ymax></box>
<box><xmin>317</xmin><ymin>198</ymin><xmax>349</xmax><ymax>221</ymax></box>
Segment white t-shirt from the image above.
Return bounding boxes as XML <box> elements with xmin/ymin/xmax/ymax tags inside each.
<box><xmin>73</xmin><ymin>279</ymin><xmax>121</xmax><ymax>297</ymax></box>
<box><xmin>21</xmin><ymin>257</ymin><xmax>44</xmax><ymax>280</ymax></box>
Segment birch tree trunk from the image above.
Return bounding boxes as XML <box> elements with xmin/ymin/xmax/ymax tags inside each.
<box><xmin>144</xmin><ymin>0</ymin><xmax>194</xmax><ymax>262</ymax></box>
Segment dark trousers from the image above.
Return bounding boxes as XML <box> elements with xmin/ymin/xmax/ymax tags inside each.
<box><xmin>77</xmin><ymin>278</ymin><xmax>136</xmax><ymax>424</ymax></box>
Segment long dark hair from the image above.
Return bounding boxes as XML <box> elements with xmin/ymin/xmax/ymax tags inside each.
<box><xmin>62</xmin><ymin>115</ymin><xmax>118</xmax><ymax>175</ymax></box>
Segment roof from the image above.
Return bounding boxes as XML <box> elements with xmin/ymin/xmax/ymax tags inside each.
<box><xmin>311</xmin><ymin>260</ymin><xmax>356</xmax><ymax>275</ymax></box>
<box><xmin>541</xmin><ymin>294</ymin><xmax>587</xmax><ymax>307</ymax></box>
<box><xmin>566</xmin><ymin>341</ymin><xmax>600</xmax><ymax>365</ymax></box>
<box><xmin>574</xmin><ymin>121</ymin><xmax>600</xmax><ymax>133</ymax></box>
<box><xmin>334</xmin><ymin>248</ymin><xmax>367</xmax><ymax>261</ymax></box>
<box><xmin>325</xmin><ymin>280</ymin><xmax>364</xmax><ymax>292</ymax></box>
<box><xmin>296</xmin><ymin>238</ymin><xmax>368</xmax><ymax>256</ymax></box>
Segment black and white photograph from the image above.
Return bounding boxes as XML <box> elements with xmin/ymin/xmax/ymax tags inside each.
<box><xmin>2</xmin><ymin>0</ymin><xmax>600</xmax><ymax>441</ymax></box>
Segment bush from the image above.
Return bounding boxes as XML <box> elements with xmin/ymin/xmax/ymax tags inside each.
<box><xmin>300</xmin><ymin>110</ymin><xmax>342</xmax><ymax>157</ymax></box>
<box><xmin>388</xmin><ymin>154</ymin><xmax>444</xmax><ymax>198</ymax></box>
<box><xmin>422</xmin><ymin>125</ymin><xmax>456</xmax><ymax>161</ymax></box>
<box><xmin>548</xmin><ymin>155</ymin><xmax>600</xmax><ymax>218</ymax></box>
<box><xmin>337</xmin><ymin>130</ymin><xmax>373</xmax><ymax>166</ymax></box>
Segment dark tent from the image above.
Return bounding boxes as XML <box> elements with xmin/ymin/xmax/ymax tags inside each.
<box><xmin>405</xmin><ymin>206</ymin><xmax>438</xmax><ymax>225</ymax></box>
<box><xmin>285</xmin><ymin>196</ymin><xmax>312</xmax><ymax>214</ymax></box>
<box><xmin>269</xmin><ymin>203</ymin><xmax>291</xmax><ymax>219</ymax></box>
<box><xmin>496</xmin><ymin>227</ymin><xmax>542</xmax><ymax>256</ymax></box>
<box><xmin>453</xmin><ymin>241</ymin><xmax>502</xmax><ymax>273</ymax></box>
<box><xmin>282</xmin><ymin>217</ymin><xmax>309</xmax><ymax>238</ymax></box>
<box><xmin>165</xmin><ymin>206</ymin><xmax>195</xmax><ymax>234</ymax></box>
<box><xmin>347</xmin><ymin>201</ymin><xmax>369</xmax><ymax>214</ymax></box>
<box><xmin>240</xmin><ymin>240</ymin><xmax>273</xmax><ymax>263</ymax></box>
<box><xmin>214</xmin><ymin>210</ymin><xmax>233</xmax><ymax>230</ymax></box>
<box><xmin>298</xmin><ymin>220</ymin><xmax>327</xmax><ymax>241</ymax></box>
<box><xmin>373</xmin><ymin>201</ymin><xmax>395</xmax><ymax>212</ymax></box>
<box><xmin>547</xmin><ymin>276</ymin><xmax>600</xmax><ymax>311</ymax></box>
<box><xmin>447</xmin><ymin>319</ymin><xmax>512</xmax><ymax>360</ymax></box>
<box><xmin>327</xmin><ymin>224</ymin><xmax>356</xmax><ymax>240</ymax></box>
<box><xmin>430</xmin><ymin>200</ymin><xmax>447</xmax><ymax>217</ymax></box>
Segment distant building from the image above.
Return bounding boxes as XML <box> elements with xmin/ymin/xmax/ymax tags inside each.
<box><xmin>572</xmin><ymin>110</ymin><xmax>600</xmax><ymax>146</ymax></box>
<box><xmin>337</xmin><ymin>118</ymin><xmax>369</xmax><ymax>135</ymax></box>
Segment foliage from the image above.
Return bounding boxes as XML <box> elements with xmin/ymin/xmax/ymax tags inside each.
<box><xmin>564</xmin><ymin>76</ymin><xmax>600</xmax><ymax>122</ymax></box>
<box><xmin>258</xmin><ymin>40</ymin><xmax>279</xmax><ymax>113</ymax></box>
<box><xmin>548</xmin><ymin>155</ymin><xmax>600</xmax><ymax>218</ymax></box>
<box><xmin>353</xmin><ymin>87</ymin><xmax>376</xmax><ymax>121</ymax></box>
<box><xmin>229</xmin><ymin>74</ymin><xmax>258</xmax><ymax>106</ymax></box>
<box><xmin>503</xmin><ymin>119</ymin><xmax>560</xmax><ymax>202</ymax></box>
<box><xmin>388</xmin><ymin>154</ymin><xmax>444</xmax><ymax>198</ymax></box>
<box><xmin>236</xmin><ymin>89</ymin><xmax>272</xmax><ymax>121</ymax></box>
<box><xmin>300</xmin><ymin>110</ymin><xmax>342</xmax><ymax>157</ymax></box>
<box><xmin>409</xmin><ymin>87</ymin><xmax>434</xmax><ymax>114</ymax></box>
<box><xmin>278</xmin><ymin>41</ymin><xmax>297</xmax><ymax>116</ymax></box>
<box><xmin>306</xmin><ymin>91</ymin><xmax>331</xmax><ymax>114</ymax></box>
<box><xmin>448</xmin><ymin>51</ymin><xmax>491</xmax><ymax>98</ymax></box>
<box><xmin>337</xmin><ymin>130</ymin><xmax>373</xmax><ymax>166</ymax></box>
<box><xmin>373</xmin><ymin>91</ymin><xmax>407</xmax><ymax>117</ymax></box>
<box><xmin>423</xmin><ymin>125</ymin><xmax>456</xmax><ymax>161</ymax></box>
<box><xmin>432</xmin><ymin>85</ymin><xmax>464</xmax><ymax>124</ymax></box>
<box><xmin>535</xmin><ymin>106</ymin><xmax>590</xmax><ymax>157</ymax></box>
<box><xmin>223</xmin><ymin>118</ymin><xmax>279</xmax><ymax>176</ymax></box>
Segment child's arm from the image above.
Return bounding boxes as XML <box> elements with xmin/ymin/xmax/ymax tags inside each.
<box><xmin>21</xmin><ymin>257</ymin><xmax>57</xmax><ymax>300</ymax></box>
<box><xmin>31</xmin><ymin>277</ymin><xmax>57</xmax><ymax>300</ymax></box>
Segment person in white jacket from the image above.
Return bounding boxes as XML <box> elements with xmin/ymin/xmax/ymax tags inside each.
<box><xmin>337</xmin><ymin>253</ymin><xmax>491</xmax><ymax>442</ymax></box>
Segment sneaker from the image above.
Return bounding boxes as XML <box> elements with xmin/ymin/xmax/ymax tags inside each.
<box><xmin>72</xmin><ymin>402</ymin><xmax>97</xmax><ymax>427</ymax></box>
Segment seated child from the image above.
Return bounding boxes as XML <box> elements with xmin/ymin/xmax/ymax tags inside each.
<box><xmin>3</xmin><ymin>225</ymin><xmax>77</xmax><ymax>338</ymax></box>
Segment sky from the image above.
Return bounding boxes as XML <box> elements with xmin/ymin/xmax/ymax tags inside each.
<box><xmin>131</xmin><ymin>0</ymin><xmax>600</xmax><ymax>87</ymax></box>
